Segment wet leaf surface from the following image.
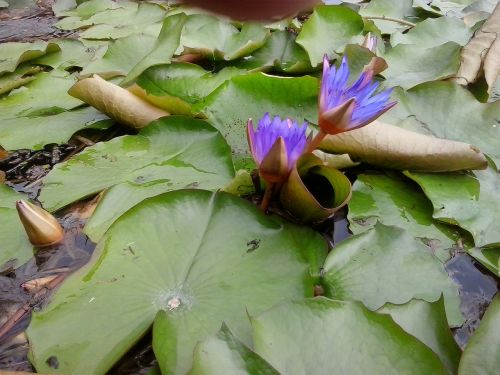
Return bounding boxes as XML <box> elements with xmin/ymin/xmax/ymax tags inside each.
<box><xmin>322</xmin><ymin>224</ymin><xmax>463</xmax><ymax>326</ymax></box>
<box><xmin>40</xmin><ymin>117</ymin><xmax>235</xmax><ymax>234</ymax></box>
<box><xmin>28</xmin><ymin>190</ymin><xmax>327</xmax><ymax>374</ymax></box>
<box><xmin>348</xmin><ymin>173</ymin><xmax>463</xmax><ymax>261</ymax></box>
<box><xmin>252</xmin><ymin>298</ymin><xmax>449</xmax><ymax>375</ymax></box>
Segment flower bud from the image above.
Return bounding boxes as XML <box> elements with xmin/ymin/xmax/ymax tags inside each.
<box><xmin>16</xmin><ymin>200</ymin><xmax>63</xmax><ymax>247</ymax></box>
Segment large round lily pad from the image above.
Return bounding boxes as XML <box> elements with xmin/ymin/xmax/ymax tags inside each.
<box><xmin>27</xmin><ymin>190</ymin><xmax>327</xmax><ymax>374</ymax></box>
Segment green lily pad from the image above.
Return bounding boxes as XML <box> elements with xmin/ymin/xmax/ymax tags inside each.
<box><xmin>0</xmin><ymin>41</ymin><xmax>60</xmax><ymax>75</ymax></box>
<box><xmin>382</xmin><ymin>42</ymin><xmax>462</xmax><ymax>89</ymax></box>
<box><xmin>135</xmin><ymin>63</ymin><xmax>246</xmax><ymax>115</ymax></box>
<box><xmin>348</xmin><ymin>173</ymin><xmax>463</xmax><ymax>261</ymax></box>
<box><xmin>0</xmin><ymin>72</ymin><xmax>82</xmax><ymax>121</ymax></box>
<box><xmin>178</xmin><ymin>15</ymin><xmax>269</xmax><ymax>60</ymax></box>
<box><xmin>122</xmin><ymin>13</ymin><xmax>187</xmax><ymax>85</ymax></box>
<box><xmin>28</xmin><ymin>190</ymin><xmax>327</xmax><ymax>374</ymax></box>
<box><xmin>322</xmin><ymin>224</ymin><xmax>463</xmax><ymax>326</ymax></box>
<box><xmin>379</xmin><ymin>298</ymin><xmax>461</xmax><ymax>374</ymax></box>
<box><xmin>404</xmin><ymin>162</ymin><xmax>500</xmax><ymax>248</ymax></box>
<box><xmin>235</xmin><ymin>31</ymin><xmax>314</xmax><ymax>73</ymax></box>
<box><xmin>0</xmin><ymin>106</ymin><xmax>111</xmax><ymax>151</ymax></box>
<box><xmin>40</xmin><ymin>116</ymin><xmax>235</xmax><ymax>217</ymax></box>
<box><xmin>391</xmin><ymin>17</ymin><xmax>473</xmax><ymax>48</ymax></box>
<box><xmin>466</xmin><ymin>247</ymin><xmax>499</xmax><ymax>275</ymax></box>
<box><xmin>359</xmin><ymin>0</ymin><xmax>418</xmax><ymax>34</ymax></box>
<box><xmin>189</xmin><ymin>324</ymin><xmax>280</xmax><ymax>375</ymax></box>
<box><xmin>0</xmin><ymin>64</ymin><xmax>41</xmax><ymax>95</ymax></box>
<box><xmin>296</xmin><ymin>5</ymin><xmax>364</xmax><ymax>66</ymax></box>
<box><xmin>252</xmin><ymin>298</ymin><xmax>449</xmax><ymax>375</ymax></box>
<box><xmin>387</xmin><ymin>81</ymin><xmax>500</xmax><ymax>166</ymax></box>
<box><xmin>0</xmin><ymin>185</ymin><xmax>33</xmax><ymax>270</ymax></box>
<box><xmin>458</xmin><ymin>295</ymin><xmax>500</xmax><ymax>375</ymax></box>
<box><xmin>33</xmin><ymin>39</ymin><xmax>97</xmax><ymax>71</ymax></box>
<box><xmin>81</xmin><ymin>33</ymin><xmax>157</xmax><ymax>78</ymax></box>
<box><xmin>198</xmin><ymin>73</ymin><xmax>318</xmax><ymax>168</ymax></box>
<box><xmin>56</xmin><ymin>1</ymin><xmax>166</xmax><ymax>34</ymax></box>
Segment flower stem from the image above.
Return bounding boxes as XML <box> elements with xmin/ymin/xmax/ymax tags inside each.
<box><xmin>306</xmin><ymin>129</ymin><xmax>327</xmax><ymax>153</ymax></box>
<box><xmin>260</xmin><ymin>183</ymin><xmax>275</xmax><ymax>212</ymax></box>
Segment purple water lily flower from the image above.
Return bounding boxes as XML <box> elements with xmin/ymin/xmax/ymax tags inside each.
<box><xmin>318</xmin><ymin>55</ymin><xmax>396</xmax><ymax>136</ymax></box>
<box><xmin>247</xmin><ymin>113</ymin><xmax>308</xmax><ymax>184</ymax></box>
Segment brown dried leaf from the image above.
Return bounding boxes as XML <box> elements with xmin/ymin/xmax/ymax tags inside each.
<box><xmin>68</xmin><ymin>75</ymin><xmax>169</xmax><ymax>130</ymax></box>
<box><xmin>319</xmin><ymin>121</ymin><xmax>488</xmax><ymax>172</ymax></box>
<box><xmin>453</xmin><ymin>4</ymin><xmax>500</xmax><ymax>94</ymax></box>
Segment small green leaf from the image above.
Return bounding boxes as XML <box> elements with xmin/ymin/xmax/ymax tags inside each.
<box><xmin>296</xmin><ymin>5</ymin><xmax>364</xmax><ymax>66</ymax></box>
<box><xmin>188</xmin><ymin>324</ymin><xmax>280</xmax><ymax>375</ymax></box>
<box><xmin>0</xmin><ymin>106</ymin><xmax>111</xmax><ymax>151</ymax></box>
<box><xmin>379</xmin><ymin>298</ymin><xmax>461</xmax><ymax>374</ymax></box>
<box><xmin>405</xmin><ymin>161</ymin><xmax>500</xmax><ymax>248</ymax></box>
<box><xmin>458</xmin><ymin>295</ymin><xmax>500</xmax><ymax>375</ymax></box>
<box><xmin>252</xmin><ymin>298</ymin><xmax>449</xmax><ymax>375</ymax></box>
<box><xmin>348</xmin><ymin>173</ymin><xmax>463</xmax><ymax>261</ymax></box>
<box><xmin>122</xmin><ymin>13</ymin><xmax>187</xmax><ymax>86</ymax></box>
<box><xmin>322</xmin><ymin>224</ymin><xmax>463</xmax><ymax>326</ymax></box>
<box><xmin>391</xmin><ymin>17</ymin><xmax>473</xmax><ymax>48</ymax></box>
<box><xmin>382</xmin><ymin>42</ymin><xmax>462</xmax><ymax>89</ymax></box>
<box><xmin>0</xmin><ymin>41</ymin><xmax>60</xmax><ymax>75</ymax></box>
<box><xmin>236</xmin><ymin>30</ymin><xmax>313</xmax><ymax>73</ymax></box>
<box><xmin>178</xmin><ymin>15</ymin><xmax>269</xmax><ymax>60</ymax></box>
<box><xmin>135</xmin><ymin>63</ymin><xmax>246</xmax><ymax>114</ymax></box>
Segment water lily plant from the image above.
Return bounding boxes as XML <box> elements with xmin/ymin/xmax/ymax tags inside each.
<box><xmin>247</xmin><ymin>113</ymin><xmax>308</xmax><ymax>211</ymax></box>
<box><xmin>307</xmin><ymin>55</ymin><xmax>396</xmax><ymax>152</ymax></box>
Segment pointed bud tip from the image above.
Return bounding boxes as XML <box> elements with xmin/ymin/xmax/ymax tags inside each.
<box><xmin>259</xmin><ymin>137</ymin><xmax>290</xmax><ymax>184</ymax></box>
<box><xmin>16</xmin><ymin>200</ymin><xmax>64</xmax><ymax>247</ymax></box>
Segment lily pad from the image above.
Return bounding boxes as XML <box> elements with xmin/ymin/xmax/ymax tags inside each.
<box><xmin>390</xmin><ymin>16</ymin><xmax>473</xmax><ymax>48</ymax></box>
<box><xmin>296</xmin><ymin>5</ymin><xmax>364</xmax><ymax>66</ymax></box>
<box><xmin>322</xmin><ymin>224</ymin><xmax>463</xmax><ymax>326</ymax></box>
<box><xmin>33</xmin><ymin>39</ymin><xmax>97</xmax><ymax>71</ymax></box>
<box><xmin>382</xmin><ymin>42</ymin><xmax>462</xmax><ymax>89</ymax></box>
<box><xmin>122</xmin><ymin>13</ymin><xmax>187</xmax><ymax>86</ymax></box>
<box><xmin>189</xmin><ymin>324</ymin><xmax>280</xmax><ymax>375</ymax></box>
<box><xmin>0</xmin><ymin>106</ymin><xmax>111</xmax><ymax>151</ymax></box>
<box><xmin>235</xmin><ymin>31</ymin><xmax>313</xmax><ymax>73</ymax></box>
<box><xmin>134</xmin><ymin>63</ymin><xmax>246</xmax><ymax>115</ymax></box>
<box><xmin>199</xmin><ymin>73</ymin><xmax>318</xmax><ymax>168</ymax></box>
<box><xmin>348</xmin><ymin>173</ymin><xmax>462</xmax><ymax>261</ymax></box>
<box><xmin>388</xmin><ymin>81</ymin><xmax>500</xmax><ymax>166</ymax></box>
<box><xmin>379</xmin><ymin>298</ymin><xmax>461</xmax><ymax>373</ymax></box>
<box><xmin>56</xmin><ymin>1</ymin><xmax>166</xmax><ymax>36</ymax></box>
<box><xmin>458</xmin><ymin>295</ymin><xmax>500</xmax><ymax>375</ymax></box>
<box><xmin>404</xmin><ymin>162</ymin><xmax>500</xmax><ymax>248</ymax></box>
<box><xmin>252</xmin><ymin>298</ymin><xmax>449</xmax><ymax>375</ymax></box>
<box><xmin>0</xmin><ymin>72</ymin><xmax>82</xmax><ymax>121</ymax></box>
<box><xmin>177</xmin><ymin>15</ymin><xmax>269</xmax><ymax>60</ymax></box>
<box><xmin>40</xmin><ymin>116</ymin><xmax>235</xmax><ymax>216</ymax></box>
<box><xmin>81</xmin><ymin>33</ymin><xmax>157</xmax><ymax>78</ymax></box>
<box><xmin>0</xmin><ymin>185</ymin><xmax>33</xmax><ymax>270</ymax></box>
<box><xmin>0</xmin><ymin>41</ymin><xmax>60</xmax><ymax>75</ymax></box>
<box><xmin>27</xmin><ymin>190</ymin><xmax>327</xmax><ymax>374</ymax></box>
